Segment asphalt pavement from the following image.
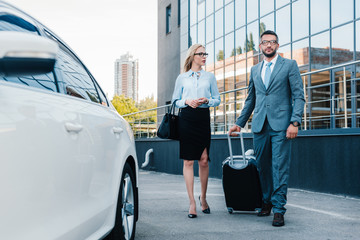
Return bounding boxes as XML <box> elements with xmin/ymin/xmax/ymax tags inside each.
<box><xmin>135</xmin><ymin>170</ymin><xmax>360</xmax><ymax>240</ymax></box>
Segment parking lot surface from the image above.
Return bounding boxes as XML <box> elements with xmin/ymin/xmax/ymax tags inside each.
<box><xmin>136</xmin><ymin>170</ymin><xmax>360</xmax><ymax>240</ymax></box>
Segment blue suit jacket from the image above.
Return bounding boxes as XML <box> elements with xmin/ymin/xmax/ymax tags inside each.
<box><xmin>236</xmin><ymin>55</ymin><xmax>305</xmax><ymax>133</ymax></box>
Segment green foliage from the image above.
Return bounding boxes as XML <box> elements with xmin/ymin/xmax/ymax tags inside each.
<box><xmin>246</xmin><ymin>32</ymin><xmax>255</xmax><ymax>52</ymax></box>
<box><xmin>259</xmin><ymin>22</ymin><xmax>266</xmax><ymax>36</ymax></box>
<box><xmin>216</xmin><ymin>50</ymin><xmax>224</xmax><ymax>61</ymax></box>
<box><xmin>111</xmin><ymin>95</ymin><xmax>138</xmax><ymax>122</ymax></box>
<box><xmin>136</xmin><ymin>94</ymin><xmax>157</xmax><ymax>123</ymax></box>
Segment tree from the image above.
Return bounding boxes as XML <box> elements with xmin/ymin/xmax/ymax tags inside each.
<box><xmin>111</xmin><ymin>95</ymin><xmax>138</xmax><ymax>122</ymax></box>
<box><xmin>245</xmin><ymin>32</ymin><xmax>255</xmax><ymax>52</ymax></box>
<box><xmin>259</xmin><ymin>22</ymin><xmax>266</xmax><ymax>36</ymax></box>
<box><xmin>136</xmin><ymin>94</ymin><xmax>157</xmax><ymax>123</ymax></box>
<box><xmin>216</xmin><ymin>50</ymin><xmax>224</xmax><ymax>61</ymax></box>
<box><xmin>236</xmin><ymin>46</ymin><xmax>243</xmax><ymax>55</ymax></box>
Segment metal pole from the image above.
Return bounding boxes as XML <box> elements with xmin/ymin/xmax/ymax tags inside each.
<box><xmin>303</xmin><ymin>76</ymin><xmax>307</xmax><ymax>130</ymax></box>
<box><xmin>343</xmin><ymin>67</ymin><xmax>348</xmax><ymax>128</ymax></box>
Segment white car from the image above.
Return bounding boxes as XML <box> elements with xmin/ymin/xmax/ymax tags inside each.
<box><xmin>0</xmin><ymin>1</ymin><xmax>139</xmax><ymax>240</ymax></box>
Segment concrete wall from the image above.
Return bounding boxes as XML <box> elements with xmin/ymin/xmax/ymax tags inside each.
<box><xmin>135</xmin><ymin>129</ymin><xmax>360</xmax><ymax>197</ymax></box>
<box><xmin>158</xmin><ymin>0</ymin><xmax>181</xmax><ymax>108</ymax></box>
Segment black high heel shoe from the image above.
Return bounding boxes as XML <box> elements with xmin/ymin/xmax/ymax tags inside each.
<box><xmin>188</xmin><ymin>213</ymin><xmax>197</xmax><ymax>218</ymax></box>
<box><xmin>199</xmin><ymin>195</ymin><xmax>211</xmax><ymax>214</ymax></box>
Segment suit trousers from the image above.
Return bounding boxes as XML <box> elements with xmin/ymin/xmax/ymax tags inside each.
<box><xmin>253</xmin><ymin>118</ymin><xmax>291</xmax><ymax>215</ymax></box>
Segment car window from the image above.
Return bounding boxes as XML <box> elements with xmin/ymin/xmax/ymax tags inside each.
<box><xmin>0</xmin><ymin>12</ymin><xmax>57</xmax><ymax>91</ymax></box>
<box><xmin>94</xmin><ymin>80</ymin><xmax>108</xmax><ymax>106</ymax></box>
<box><xmin>0</xmin><ymin>12</ymin><xmax>38</xmax><ymax>34</ymax></box>
<box><xmin>54</xmin><ymin>44</ymin><xmax>101</xmax><ymax>103</ymax></box>
<box><xmin>0</xmin><ymin>73</ymin><xmax>57</xmax><ymax>92</ymax></box>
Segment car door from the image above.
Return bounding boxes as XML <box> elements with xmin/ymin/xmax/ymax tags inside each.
<box><xmin>0</xmin><ymin>8</ymin><xmax>124</xmax><ymax>239</ymax></box>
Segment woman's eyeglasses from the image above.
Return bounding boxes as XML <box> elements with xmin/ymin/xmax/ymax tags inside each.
<box><xmin>194</xmin><ymin>52</ymin><xmax>209</xmax><ymax>58</ymax></box>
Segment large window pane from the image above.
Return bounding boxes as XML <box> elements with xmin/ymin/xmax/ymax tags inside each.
<box><xmin>235</xmin><ymin>0</ymin><xmax>245</xmax><ymax>28</ymax></box>
<box><xmin>292</xmin><ymin>0</ymin><xmax>309</xmax><ymax>41</ymax></box>
<box><xmin>276</xmin><ymin>0</ymin><xmax>289</xmax><ymax>9</ymax></box>
<box><xmin>357</xmin><ymin>20</ymin><xmax>360</xmax><ymax>60</ymax></box>
<box><xmin>215</xmin><ymin>37</ymin><xmax>224</xmax><ymax>92</ymax></box>
<box><xmin>198</xmin><ymin>20</ymin><xmax>205</xmax><ymax>45</ymax></box>
<box><xmin>308</xmin><ymin>70</ymin><xmax>331</xmax><ymax>130</ymax></box>
<box><xmin>205</xmin><ymin>41</ymin><xmax>215</xmax><ymax>71</ymax></box>
<box><xmin>225</xmin><ymin>2</ymin><xmax>234</xmax><ymax>34</ymax></box>
<box><xmin>215</xmin><ymin>0</ymin><xmax>224</xmax><ymax>11</ymax></box>
<box><xmin>278</xmin><ymin>44</ymin><xmax>291</xmax><ymax>60</ymax></box>
<box><xmin>235</xmin><ymin>27</ymin><xmax>246</xmax><ymax>56</ymax></box>
<box><xmin>276</xmin><ymin>5</ymin><xmax>290</xmax><ymax>44</ymax></box>
<box><xmin>198</xmin><ymin>0</ymin><xmax>205</xmax><ymax>21</ymax></box>
<box><xmin>357</xmin><ymin>0</ymin><xmax>360</xmax><ymax>19</ymax></box>
<box><xmin>207</xmin><ymin>0</ymin><xmax>214</xmax><ymax>16</ymax></box>
<box><xmin>247</xmin><ymin>0</ymin><xmax>259</xmax><ymax>23</ymax></box>
<box><xmin>356</xmin><ymin>64</ymin><xmax>360</xmax><ymax>127</ymax></box>
<box><xmin>334</xmin><ymin>68</ymin><xmax>353</xmax><ymax>128</ymax></box>
<box><xmin>311</xmin><ymin>31</ymin><xmax>330</xmax><ymax>69</ymax></box>
<box><xmin>260</xmin><ymin>0</ymin><xmax>274</xmax><ymax>17</ymax></box>
<box><xmin>235</xmin><ymin>27</ymin><xmax>246</xmax><ymax>88</ymax></box>
<box><xmin>332</xmin><ymin>0</ymin><xmax>353</xmax><ymax>27</ymax></box>
<box><xmin>292</xmin><ymin>39</ymin><xmax>309</xmax><ymax>71</ymax></box>
<box><xmin>190</xmin><ymin>0</ymin><xmax>197</xmax><ymax>26</ymax></box>
<box><xmin>206</xmin><ymin>14</ymin><xmax>214</xmax><ymax>43</ymax></box>
<box><xmin>215</xmin><ymin>37</ymin><xmax>224</xmax><ymax>64</ymax></box>
<box><xmin>247</xmin><ymin>21</ymin><xmax>259</xmax><ymax>53</ymax></box>
<box><xmin>190</xmin><ymin>24</ymin><xmax>197</xmax><ymax>46</ymax></box>
<box><xmin>332</xmin><ymin>23</ymin><xmax>354</xmax><ymax>65</ymax></box>
<box><xmin>225</xmin><ymin>35</ymin><xmax>235</xmax><ymax>91</ymax></box>
<box><xmin>311</xmin><ymin>0</ymin><xmax>329</xmax><ymax>34</ymax></box>
<box><xmin>215</xmin><ymin>9</ymin><xmax>223</xmax><ymax>39</ymax></box>
<box><xmin>180</xmin><ymin>33</ymin><xmax>188</xmax><ymax>53</ymax></box>
<box><xmin>260</xmin><ymin>13</ymin><xmax>274</xmax><ymax>36</ymax></box>
<box><xmin>225</xmin><ymin>32</ymin><xmax>235</xmax><ymax>60</ymax></box>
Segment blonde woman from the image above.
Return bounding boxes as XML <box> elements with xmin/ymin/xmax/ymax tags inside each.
<box><xmin>172</xmin><ymin>44</ymin><xmax>221</xmax><ymax>218</ymax></box>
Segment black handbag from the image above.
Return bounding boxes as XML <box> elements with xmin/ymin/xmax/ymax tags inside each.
<box><xmin>157</xmin><ymin>100</ymin><xmax>180</xmax><ymax>140</ymax></box>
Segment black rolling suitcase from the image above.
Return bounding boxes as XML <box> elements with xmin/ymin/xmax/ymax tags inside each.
<box><xmin>222</xmin><ymin>132</ymin><xmax>262</xmax><ymax>213</ymax></box>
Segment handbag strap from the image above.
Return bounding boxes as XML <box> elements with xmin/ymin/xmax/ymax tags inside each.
<box><xmin>170</xmin><ymin>100</ymin><xmax>178</xmax><ymax>115</ymax></box>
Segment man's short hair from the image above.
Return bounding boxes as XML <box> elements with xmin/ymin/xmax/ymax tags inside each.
<box><xmin>260</xmin><ymin>30</ymin><xmax>279</xmax><ymax>43</ymax></box>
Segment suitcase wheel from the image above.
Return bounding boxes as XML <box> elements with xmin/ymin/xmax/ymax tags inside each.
<box><xmin>227</xmin><ymin>207</ymin><xmax>234</xmax><ymax>214</ymax></box>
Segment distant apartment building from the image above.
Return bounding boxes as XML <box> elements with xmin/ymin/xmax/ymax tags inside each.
<box><xmin>114</xmin><ymin>52</ymin><xmax>139</xmax><ymax>102</ymax></box>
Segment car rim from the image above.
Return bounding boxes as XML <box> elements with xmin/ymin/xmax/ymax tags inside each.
<box><xmin>121</xmin><ymin>173</ymin><xmax>134</xmax><ymax>240</ymax></box>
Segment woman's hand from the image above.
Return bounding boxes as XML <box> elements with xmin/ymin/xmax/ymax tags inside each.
<box><xmin>186</xmin><ymin>99</ymin><xmax>202</xmax><ymax>108</ymax></box>
<box><xmin>198</xmin><ymin>97</ymin><xmax>209</xmax><ymax>104</ymax></box>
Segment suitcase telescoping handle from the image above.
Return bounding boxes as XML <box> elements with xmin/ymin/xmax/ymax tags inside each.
<box><xmin>227</xmin><ymin>132</ymin><xmax>246</xmax><ymax>164</ymax></box>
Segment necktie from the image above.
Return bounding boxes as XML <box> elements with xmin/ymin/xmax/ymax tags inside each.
<box><xmin>264</xmin><ymin>62</ymin><xmax>272</xmax><ymax>89</ymax></box>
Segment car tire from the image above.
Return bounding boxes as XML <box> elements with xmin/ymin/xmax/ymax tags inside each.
<box><xmin>106</xmin><ymin>162</ymin><xmax>137</xmax><ymax>240</ymax></box>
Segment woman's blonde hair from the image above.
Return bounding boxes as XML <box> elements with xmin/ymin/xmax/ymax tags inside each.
<box><xmin>183</xmin><ymin>44</ymin><xmax>205</xmax><ymax>73</ymax></box>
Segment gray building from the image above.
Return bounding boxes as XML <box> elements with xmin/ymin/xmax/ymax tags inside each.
<box><xmin>114</xmin><ymin>52</ymin><xmax>139</xmax><ymax>102</ymax></box>
<box><xmin>158</xmin><ymin>0</ymin><xmax>360</xmax><ymax>132</ymax></box>
<box><xmin>158</xmin><ymin>0</ymin><xmax>181</xmax><ymax>107</ymax></box>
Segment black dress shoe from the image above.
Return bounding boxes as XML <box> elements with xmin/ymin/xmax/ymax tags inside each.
<box><xmin>199</xmin><ymin>195</ymin><xmax>211</xmax><ymax>214</ymax></box>
<box><xmin>272</xmin><ymin>213</ymin><xmax>285</xmax><ymax>227</ymax></box>
<box><xmin>257</xmin><ymin>202</ymin><xmax>273</xmax><ymax>217</ymax></box>
<box><xmin>188</xmin><ymin>214</ymin><xmax>197</xmax><ymax>218</ymax></box>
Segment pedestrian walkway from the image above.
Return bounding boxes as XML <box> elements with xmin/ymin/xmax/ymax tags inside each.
<box><xmin>135</xmin><ymin>170</ymin><xmax>360</xmax><ymax>240</ymax></box>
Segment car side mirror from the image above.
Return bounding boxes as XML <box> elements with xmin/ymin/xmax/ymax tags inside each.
<box><xmin>0</xmin><ymin>31</ymin><xmax>58</xmax><ymax>76</ymax></box>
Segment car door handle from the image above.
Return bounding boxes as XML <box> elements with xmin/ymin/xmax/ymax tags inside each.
<box><xmin>112</xmin><ymin>127</ymin><xmax>124</xmax><ymax>134</ymax></box>
<box><xmin>64</xmin><ymin>122</ymin><xmax>83</xmax><ymax>133</ymax></box>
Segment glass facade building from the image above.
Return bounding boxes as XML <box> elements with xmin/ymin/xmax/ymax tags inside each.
<box><xmin>179</xmin><ymin>0</ymin><xmax>360</xmax><ymax>133</ymax></box>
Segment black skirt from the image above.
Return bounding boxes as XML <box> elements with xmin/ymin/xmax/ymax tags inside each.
<box><xmin>178</xmin><ymin>107</ymin><xmax>211</xmax><ymax>161</ymax></box>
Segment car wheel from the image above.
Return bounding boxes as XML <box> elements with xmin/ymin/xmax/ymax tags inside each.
<box><xmin>106</xmin><ymin>162</ymin><xmax>137</xmax><ymax>240</ymax></box>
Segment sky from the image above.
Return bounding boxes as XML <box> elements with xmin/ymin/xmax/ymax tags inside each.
<box><xmin>8</xmin><ymin>0</ymin><xmax>158</xmax><ymax>100</ymax></box>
